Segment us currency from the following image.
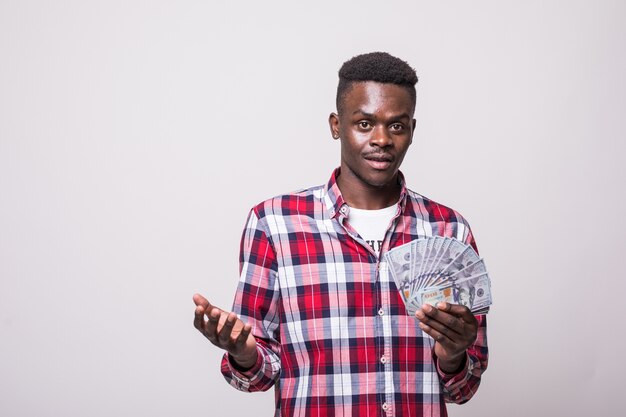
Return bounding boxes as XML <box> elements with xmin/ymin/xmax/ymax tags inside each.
<box><xmin>412</xmin><ymin>238</ymin><xmax>429</xmax><ymax>289</ymax></box>
<box><xmin>426</xmin><ymin>239</ymin><xmax>468</xmax><ymax>283</ymax></box>
<box><xmin>385</xmin><ymin>236</ymin><xmax>493</xmax><ymax>317</ymax></box>
<box><xmin>385</xmin><ymin>242</ymin><xmax>413</xmax><ymax>302</ymax></box>
<box><xmin>414</xmin><ymin>273</ymin><xmax>492</xmax><ymax>314</ymax></box>
<box><xmin>449</xmin><ymin>258</ymin><xmax>487</xmax><ymax>281</ymax></box>
<box><xmin>439</xmin><ymin>245</ymin><xmax>480</xmax><ymax>277</ymax></box>
<box><xmin>423</xmin><ymin>236</ymin><xmax>445</xmax><ymax>284</ymax></box>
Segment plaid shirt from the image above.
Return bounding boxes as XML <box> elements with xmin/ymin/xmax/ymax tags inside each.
<box><xmin>221</xmin><ymin>169</ymin><xmax>488</xmax><ymax>417</ymax></box>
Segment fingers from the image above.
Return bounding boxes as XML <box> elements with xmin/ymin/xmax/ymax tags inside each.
<box><xmin>202</xmin><ymin>309</ymin><xmax>245</xmax><ymax>349</ymax></box>
<box><xmin>193</xmin><ymin>301</ymin><xmax>222</xmax><ymax>341</ymax></box>
<box><xmin>192</xmin><ymin>298</ymin><xmax>255</xmax><ymax>356</ymax></box>
<box><xmin>418</xmin><ymin>321</ymin><xmax>454</xmax><ymax>347</ymax></box>
<box><xmin>235</xmin><ymin>323</ymin><xmax>252</xmax><ymax>346</ymax></box>
<box><xmin>193</xmin><ymin>305</ymin><xmax>206</xmax><ymax>331</ymax></box>
<box><xmin>416</xmin><ymin>303</ymin><xmax>464</xmax><ymax>338</ymax></box>
<box><xmin>192</xmin><ymin>293</ymin><xmax>211</xmax><ymax>308</ymax></box>
<box><xmin>416</xmin><ymin>302</ymin><xmax>479</xmax><ymax>361</ymax></box>
<box><xmin>218</xmin><ymin>312</ymin><xmax>238</xmax><ymax>346</ymax></box>
<box><xmin>192</xmin><ymin>293</ymin><xmax>222</xmax><ymax>339</ymax></box>
<box><xmin>204</xmin><ymin>307</ymin><xmax>222</xmax><ymax>342</ymax></box>
<box><xmin>439</xmin><ymin>302</ymin><xmax>477</xmax><ymax>324</ymax></box>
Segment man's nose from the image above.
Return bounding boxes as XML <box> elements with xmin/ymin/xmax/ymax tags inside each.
<box><xmin>370</xmin><ymin>126</ymin><xmax>393</xmax><ymax>147</ymax></box>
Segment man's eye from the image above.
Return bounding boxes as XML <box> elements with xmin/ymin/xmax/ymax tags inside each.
<box><xmin>390</xmin><ymin>123</ymin><xmax>404</xmax><ymax>131</ymax></box>
<box><xmin>358</xmin><ymin>121</ymin><xmax>371</xmax><ymax>129</ymax></box>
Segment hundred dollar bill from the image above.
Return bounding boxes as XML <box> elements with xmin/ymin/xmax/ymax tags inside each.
<box><xmin>385</xmin><ymin>242</ymin><xmax>413</xmax><ymax>302</ymax></box>
<box><xmin>423</xmin><ymin>236</ymin><xmax>445</xmax><ymax>285</ymax></box>
<box><xmin>440</xmin><ymin>238</ymin><xmax>469</xmax><ymax>265</ymax></box>
<box><xmin>455</xmin><ymin>273</ymin><xmax>492</xmax><ymax>312</ymax></box>
<box><xmin>449</xmin><ymin>258</ymin><xmax>487</xmax><ymax>281</ymax></box>
<box><xmin>424</xmin><ymin>237</ymin><xmax>456</xmax><ymax>288</ymax></box>
<box><xmin>384</xmin><ymin>236</ymin><xmax>493</xmax><ymax>317</ymax></box>
<box><xmin>405</xmin><ymin>291</ymin><xmax>423</xmax><ymax>317</ymax></box>
<box><xmin>423</xmin><ymin>237</ymin><xmax>435</xmax><ymax>277</ymax></box>
<box><xmin>412</xmin><ymin>238</ymin><xmax>429</xmax><ymax>291</ymax></box>
<box><xmin>415</xmin><ymin>273</ymin><xmax>492</xmax><ymax>314</ymax></box>
<box><xmin>440</xmin><ymin>245</ymin><xmax>480</xmax><ymax>277</ymax></box>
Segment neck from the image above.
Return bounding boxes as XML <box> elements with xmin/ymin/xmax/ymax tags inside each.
<box><xmin>336</xmin><ymin>171</ymin><xmax>401</xmax><ymax>210</ymax></box>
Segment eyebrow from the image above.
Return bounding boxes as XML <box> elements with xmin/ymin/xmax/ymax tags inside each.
<box><xmin>351</xmin><ymin>110</ymin><xmax>412</xmax><ymax>120</ymax></box>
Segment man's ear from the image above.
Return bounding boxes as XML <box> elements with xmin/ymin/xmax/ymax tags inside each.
<box><xmin>410</xmin><ymin>118</ymin><xmax>417</xmax><ymax>145</ymax></box>
<box><xmin>328</xmin><ymin>112</ymin><xmax>340</xmax><ymax>140</ymax></box>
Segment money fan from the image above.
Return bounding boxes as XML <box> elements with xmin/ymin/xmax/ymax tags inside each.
<box><xmin>384</xmin><ymin>236</ymin><xmax>493</xmax><ymax>317</ymax></box>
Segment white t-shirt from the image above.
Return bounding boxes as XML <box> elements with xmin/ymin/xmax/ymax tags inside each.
<box><xmin>347</xmin><ymin>204</ymin><xmax>397</xmax><ymax>255</ymax></box>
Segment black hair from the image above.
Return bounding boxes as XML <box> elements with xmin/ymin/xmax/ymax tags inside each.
<box><xmin>336</xmin><ymin>52</ymin><xmax>418</xmax><ymax>113</ymax></box>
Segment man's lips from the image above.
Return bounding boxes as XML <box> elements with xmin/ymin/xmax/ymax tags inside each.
<box><xmin>364</xmin><ymin>154</ymin><xmax>393</xmax><ymax>169</ymax></box>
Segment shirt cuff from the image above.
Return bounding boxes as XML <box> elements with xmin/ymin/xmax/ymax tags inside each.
<box><xmin>225</xmin><ymin>346</ymin><xmax>265</xmax><ymax>381</ymax></box>
<box><xmin>436</xmin><ymin>352</ymin><xmax>470</xmax><ymax>384</ymax></box>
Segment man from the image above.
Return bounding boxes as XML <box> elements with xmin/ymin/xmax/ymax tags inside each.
<box><xmin>193</xmin><ymin>52</ymin><xmax>488</xmax><ymax>417</ymax></box>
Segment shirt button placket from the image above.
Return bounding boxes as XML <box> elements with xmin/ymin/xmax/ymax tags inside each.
<box><xmin>378</xmin><ymin>252</ymin><xmax>393</xmax><ymax>416</ymax></box>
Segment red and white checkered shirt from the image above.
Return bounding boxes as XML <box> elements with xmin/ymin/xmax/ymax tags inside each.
<box><xmin>221</xmin><ymin>169</ymin><xmax>488</xmax><ymax>417</ymax></box>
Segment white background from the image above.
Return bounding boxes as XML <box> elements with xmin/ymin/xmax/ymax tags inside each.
<box><xmin>1</xmin><ymin>1</ymin><xmax>624</xmax><ymax>416</ymax></box>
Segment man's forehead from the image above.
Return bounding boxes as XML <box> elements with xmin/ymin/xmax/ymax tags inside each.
<box><xmin>343</xmin><ymin>81</ymin><xmax>415</xmax><ymax>116</ymax></box>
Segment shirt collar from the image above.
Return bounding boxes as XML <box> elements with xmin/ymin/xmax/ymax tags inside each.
<box><xmin>324</xmin><ymin>167</ymin><xmax>409</xmax><ymax>219</ymax></box>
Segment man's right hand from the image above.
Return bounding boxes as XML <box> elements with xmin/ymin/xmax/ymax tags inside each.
<box><xmin>193</xmin><ymin>293</ymin><xmax>258</xmax><ymax>369</ymax></box>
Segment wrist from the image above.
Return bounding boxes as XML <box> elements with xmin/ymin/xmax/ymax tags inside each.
<box><xmin>437</xmin><ymin>353</ymin><xmax>467</xmax><ymax>374</ymax></box>
<box><xmin>230</xmin><ymin>349</ymin><xmax>259</xmax><ymax>371</ymax></box>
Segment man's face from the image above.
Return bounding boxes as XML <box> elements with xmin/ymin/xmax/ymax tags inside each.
<box><xmin>329</xmin><ymin>81</ymin><xmax>416</xmax><ymax>190</ymax></box>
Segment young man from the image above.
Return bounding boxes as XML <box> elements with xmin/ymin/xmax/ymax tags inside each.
<box><xmin>193</xmin><ymin>52</ymin><xmax>488</xmax><ymax>417</ymax></box>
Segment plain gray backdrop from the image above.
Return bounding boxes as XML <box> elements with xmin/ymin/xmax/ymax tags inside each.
<box><xmin>1</xmin><ymin>1</ymin><xmax>624</xmax><ymax>416</ymax></box>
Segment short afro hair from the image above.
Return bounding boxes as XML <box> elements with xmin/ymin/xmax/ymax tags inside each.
<box><xmin>336</xmin><ymin>52</ymin><xmax>418</xmax><ymax>114</ymax></box>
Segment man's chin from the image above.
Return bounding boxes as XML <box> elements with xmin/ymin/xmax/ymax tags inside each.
<box><xmin>340</xmin><ymin>165</ymin><xmax>400</xmax><ymax>189</ymax></box>
<box><xmin>363</xmin><ymin>172</ymin><xmax>398</xmax><ymax>189</ymax></box>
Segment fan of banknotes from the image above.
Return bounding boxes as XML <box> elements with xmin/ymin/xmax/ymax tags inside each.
<box><xmin>384</xmin><ymin>236</ymin><xmax>493</xmax><ymax>317</ymax></box>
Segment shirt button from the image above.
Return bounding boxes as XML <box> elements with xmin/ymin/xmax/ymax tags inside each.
<box><xmin>380</xmin><ymin>356</ymin><xmax>387</xmax><ymax>364</ymax></box>
<box><xmin>382</xmin><ymin>402</ymin><xmax>389</xmax><ymax>411</ymax></box>
<box><xmin>378</xmin><ymin>308</ymin><xmax>385</xmax><ymax>316</ymax></box>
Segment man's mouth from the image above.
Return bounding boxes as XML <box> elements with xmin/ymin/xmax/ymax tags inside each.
<box><xmin>364</xmin><ymin>154</ymin><xmax>393</xmax><ymax>170</ymax></box>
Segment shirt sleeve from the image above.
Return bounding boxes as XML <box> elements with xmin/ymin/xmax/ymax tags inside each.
<box><xmin>220</xmin><ymin>208</ymin><xmax>282</xmax><ymax>392</ymax></box>
<box><xmin>437</xmin><ymin>217</ymin><xmax>489</xmax><ymax>404</ymax></box>
<box><xmin>436</xmin><ymin>314</ymin><xmax>488</xmax><ymax>404</ymax></box>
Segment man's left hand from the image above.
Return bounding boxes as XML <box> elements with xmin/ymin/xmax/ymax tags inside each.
<box><xmin>415</xmin><ymin>302</ymin><xmax>478</xmax><ymax>374</ymax></box>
